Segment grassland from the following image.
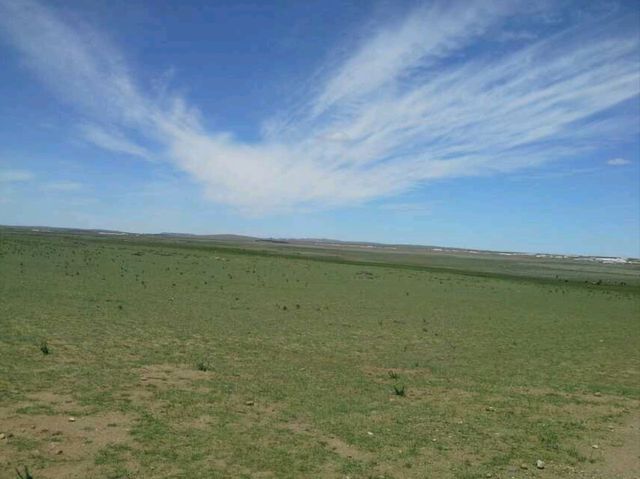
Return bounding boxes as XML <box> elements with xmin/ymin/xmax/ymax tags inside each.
<box><xmin>0</xmin><ymin>228</ymin><xmax>638</xmax><ymax>478</ymax></box>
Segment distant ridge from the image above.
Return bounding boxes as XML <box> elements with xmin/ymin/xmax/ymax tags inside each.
<box><xmin>1</xmin><ymin>224</ymin><xmax>637</xmax><ymax>263</ymax></box>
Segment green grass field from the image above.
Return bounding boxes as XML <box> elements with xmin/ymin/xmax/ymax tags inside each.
<box><xmin>1</xmin><ymin>230</ymin><xmax>638</xmax><ymax>478</ymax></box>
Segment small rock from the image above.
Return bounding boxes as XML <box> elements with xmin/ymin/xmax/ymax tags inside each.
<box><xmin>68</xmin><ymin>417</ymin><xmax>76</xmax><ymax>422</ymax></box>
<box><xmin>486</xmin><ymin>406</ymin><xmax>496</xmax><ymax>412</ymax></box>
<box><xmin>594</xmin><ymin>392</ymin><xmax>601</xmax><ymax>397</ymax></box>
<box><xmin>367</xmin><ymin>431</ymin><xmax>374</xmax><ymax>436</ymax></box>
<box><xmin>520</xmin><ymin>463</ymin><xmax>529</xmax><ymax>470</ymax></box>
<box><xmin>245</xmin><ymin>400</ymin><xmax>254</xmax><ymax>406</ymax></box>
<box><xmin>536</xmin><ymin>459</ymin><xmax>545</xmax><ymax>469</ymax></box>
<box><xmin>486</xmin><ymin>473</ymin><xmax>493</xmax><ymax>478</ymax></box>
<box><xmin>56</xmin><ymin>449</ymin><xmax>63</xmax><ymax>455</ymax></box>
<box><xmin>592</xmin><ymin>444</ymin><xmax>599</xmax><ymax>449</ymax></box>
<box><xmin>0</xmin><ymin>433</ymin><xmax>5</xmax><ymax>440</ymax></box>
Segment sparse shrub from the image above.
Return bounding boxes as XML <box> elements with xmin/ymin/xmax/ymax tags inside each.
<box><xmin>39</xmin><ymin>341</ymin><xmax>49</xmax><ymax>355</ymax></box>
<box><xmin>16</xmin><ymin>466</ymin><xmax>33</xmax><ymax>479</ymax></box>
<box><xmin>388</xmin><ymin>371</ymin><xmax>399</xmax><ymax>380</ymax></box>
<box><xmin>393</xmin><ymin>385</ymin><xmax>406</xmax><ymax>397</ymax></box>
<box><xmin>196</xmin><ymin>361</ymin><xmax>210</xmax><ymax>372</ymax></box>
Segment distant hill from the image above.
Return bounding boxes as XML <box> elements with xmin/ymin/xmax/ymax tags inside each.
<box><xmin>1</xmin><ymin>224</ymin><xmax>637</xmax><ymax>264</ymax></box>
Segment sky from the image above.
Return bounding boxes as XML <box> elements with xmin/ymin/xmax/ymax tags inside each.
<box><xmin>0</xmin><ymin>0</ymin><xmax>638</xmax><ymax>257</ymax></box>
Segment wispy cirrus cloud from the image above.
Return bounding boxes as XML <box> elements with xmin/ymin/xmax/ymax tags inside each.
<box><xmin>607</xmin><ymin>158</ymin><xmax>632</xmax><ymax>166</ymax></box>
<box><xmin>0</xmin><ymin>0</ymin><xmax>638</xmax><ymax>214</ymax></box>
<box><xmin>42</xmin><ymin>180</ymin><xmax>83</xmax><ymax>192</ymax></box>
<box><xmin>308</xmin><ymin>2</ymin><xmax>516</xmax><ymax>118</ymax></box>
<box><xmin>378</xmin><ymin>202</ymin><xmax>434</xmax><ymax>216</ymax></box>
<box><xmin>81</xmin><ymin>124</ymin><xmax>151</xmax><ymax>160</ymax></box>
<box><xmin>0</xmin><ymin>168</ymin><xmax>34</xmax><ymax>183</ymax></box>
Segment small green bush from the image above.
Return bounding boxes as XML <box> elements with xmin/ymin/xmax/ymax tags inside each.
<box><xmin>16</xmin><ymin>466</ymin><xmax>34</xmax><ymax>479</ymax></box>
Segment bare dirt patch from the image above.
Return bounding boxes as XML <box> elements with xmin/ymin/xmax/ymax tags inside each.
<box><xmin>579</xmin><ymin>408</ymin><xmax>640</xmax><ymax>479</ymax></box>
<box><xmin>0</xmin><ymin>393</ymin><xmax>133</xmax><ymax>479</ymax></box>
<box><xmin>362</xmin><ymin>365</ymin><xmax>433</xmax><ymax>380</ymax></box>
<box><xmin>283</xmin><ymin>420</ymin><xmax>373</xmax><ymax>463</ymax></box>
<box><xmin>234</xmin><ymin>401</ymin><xmax>278</xmax><ymax>432</ymax></box>
<box><xmin>138</xmin><ymin>364</ymin><xmax>210</xmax><ymax>391</ymax></box>
<box><xmin>25</xmin><ymin>392</ymin><xmax>75</xmax><ymax>407</ymax></box>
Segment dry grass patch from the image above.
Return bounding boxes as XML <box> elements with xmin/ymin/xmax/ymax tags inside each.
<box><xmin>0</xmin><ymin>393</ymin><xmax>133</xmax><ymax>479</ymax></box>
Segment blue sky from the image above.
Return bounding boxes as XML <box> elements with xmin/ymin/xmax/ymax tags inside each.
<box><xmin>0</xmin><ymin>0</ymin><xmax>638</xmax><ymax>257</ymax></box>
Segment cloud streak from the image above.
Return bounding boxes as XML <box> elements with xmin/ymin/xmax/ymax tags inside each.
<box><xmin>81</xmin><ymin>124</ymin><xmax>151</xmax><ymax>160</ymax></box>
<box><xmin>607</xmin><ymin>158</ymin><xmax>632</xmax><ymax>166</ymax></box>
<box><xmin>0</xmin><ymin>168</ymin><xmax>34</xmax><ymax>183</ymax></box>
<box><xmin>42</xmin><ymin>180</ymin><xmax>83</xmax><ymax>192</ymax></box>
<box><xmin>0</xmin><ymin>0</ymin><xmax>638</xmax><ymax>213</ymax></box>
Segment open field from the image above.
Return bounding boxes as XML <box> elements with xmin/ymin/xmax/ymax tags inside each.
<box><xmin>1</xmin><ymin>228</ymin><xmax>639</xmax><ymax>478</ymax></box>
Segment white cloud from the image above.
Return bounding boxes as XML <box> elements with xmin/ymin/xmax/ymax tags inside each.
<box><xmin>495</xmin><ymin>30</ymin><xmax>539</xmax><ymax>43</ymax></box>
<box><xmin>0</xmin><ymin>0</ymin><xmax>638</xmax><ymax>214</ymax></box>
<box><xmin>607</xmin><ymin>158</ymin><xmax>632</xmax><ymax>166</ymax></box>
<box><xmin>379</xmin><ymin>202</ymin><xmax>434</xmax><ymax>215</ymax></box>
<box><xmin>310</xmin><ymin>2</ymin><xmax>514</xmax><ymax>117</ymax></box>
<box><xmin>0</xmin><ymin>169</ymin><xmax>34</xmax><ymax>183</ymax></box>
<box><xmin>81</xmin><ymin>124</ymin><xmax>151</xmax><ymax>160</ymax></box>
<box><xmin>43</xmin><ymin>180</ymin><xmax>83</xmax><ymax>191</ymax></box>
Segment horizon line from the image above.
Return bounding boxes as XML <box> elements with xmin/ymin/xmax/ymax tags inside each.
<box><xmin>2</xmin><ymin>223</ymin><xmax>637</xmax><ymax>261</ymax></box>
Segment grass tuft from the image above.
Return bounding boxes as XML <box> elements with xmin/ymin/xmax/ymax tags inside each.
<box><xmin>16</xmin><ymin>466</ymin><xmax>34</xmax><ymax>479</ymax></box>
<box><xmin>393</xmin><ymin>385</ymin><xmax>406</xmax><ymax>397</ymax></box>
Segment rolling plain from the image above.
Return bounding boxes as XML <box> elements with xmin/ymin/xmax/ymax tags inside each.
<box><xmin>0</xmin><ymin>227</ymin><xmax>638</xmax><ymax>478</ymax></box>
